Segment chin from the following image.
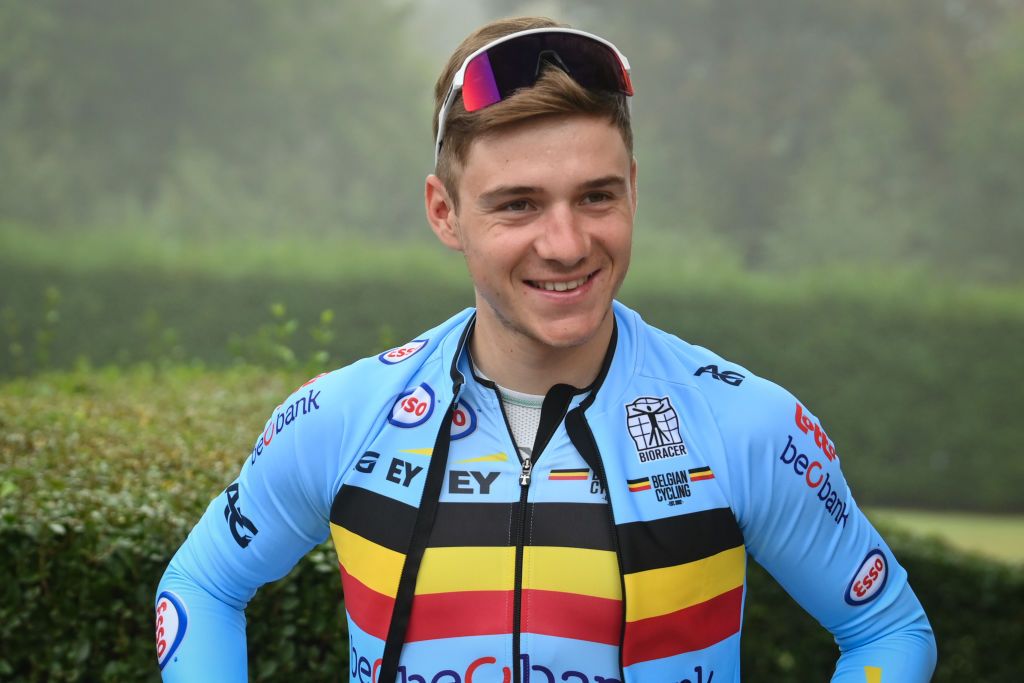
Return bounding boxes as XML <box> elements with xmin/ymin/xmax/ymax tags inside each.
<box><xmin>530</xmin><ymin>314</ymin><xmax>608</xmax><ymax>350</ymax></box>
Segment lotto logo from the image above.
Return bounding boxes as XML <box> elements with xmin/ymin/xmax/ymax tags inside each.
<box><xmin>388</xmin><ymin>384</ymin><xmax>435</xmax><ymax>428</ymax></box>
<box><xmin>379</xmin><ymin>339</ymin><xmax>428</xmax><ymax>365</ymax></box>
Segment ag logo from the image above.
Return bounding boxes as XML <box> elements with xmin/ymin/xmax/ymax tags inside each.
<box><xmin>450</xmin><ymin>401</ymin><xmax>477</xmax><ymax>440</ymax></box>
<box><xmin>223</xmin><ymin>483</ymin><xmax>259</xmax><ymax>548</ymax></box>
<box><xmin>379</xmin><ymin>339</ymin><xmax>428</xmax><ymax>365</ymax></box>
<box><xmin>694</xmin><ymin>364</ymin><xmax>745</xmax><ymax>386</ymax></box>
<box><xmin>388</xmin><ymin>383</ymin><xmax>435</xmax><ymax>428</ymax></box>
<box><xmin>845</xmin><ymin>549</ymin><xmax>889</xmax><ymax>606</ymax></box>
<box><xmin>155</xmin><ymin>591</ymin><xmax>188</xmax><ymax>670</ymax></box>
<box><xmin>625</xmin><ymin>396</ymin><xmax>688</xmax><ymax>463</ymax></box>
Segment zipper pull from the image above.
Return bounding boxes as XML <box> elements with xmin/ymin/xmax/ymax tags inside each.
<box><xmin>519</xmin><ymin>456</ymin><xmax>532</xmax><ymax>486</ymax></box>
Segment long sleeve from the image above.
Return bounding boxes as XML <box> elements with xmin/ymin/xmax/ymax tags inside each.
<box><xmin>713</xmin><ymin>384</ymin><xmax>937</xmax><ymax>681</ymax></box>
<box><xmin>156</xmin><ymin>373</ymin><xmax>348</xmax><ymax>681</ymax></box>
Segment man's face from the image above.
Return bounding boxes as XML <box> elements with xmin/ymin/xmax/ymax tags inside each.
<box><xmin>430</xmin><ymin>115</ymin><xmax>637</xmax><ymax>354</ymax></box>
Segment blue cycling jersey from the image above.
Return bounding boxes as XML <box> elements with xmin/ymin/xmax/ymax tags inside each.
<box><xmin>156</xmin><ymin>301</ymin><xmax>936</xmax><ymax>682</ymax></box>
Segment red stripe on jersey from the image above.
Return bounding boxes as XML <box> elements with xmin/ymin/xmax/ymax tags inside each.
<box><xmin>406</xmin><ymin>589</ymin><xmax>512</xmax><ymax>642</ymax></box>
<box><xmin>522</xmin><ymin>589</ymin><xmax>622</xmax><ymax>645</ymax></box>
<box><xmin>340</xmin><ymin>564</ymin><xmax>394</xmax><ymax>640</ymax></box>
<box><xmin>622</xmin><ymin>585</ymin><xmax>743</xmax><ymax>666</ymax></box>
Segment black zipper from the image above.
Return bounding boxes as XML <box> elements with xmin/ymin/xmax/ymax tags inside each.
<box><xmin>496</xmin><ymin>383</ymin><xmax>575</xmax><ymax>683</ymax></box>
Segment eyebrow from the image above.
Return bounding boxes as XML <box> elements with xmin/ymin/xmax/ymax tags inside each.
<box><xmin>477</xmin><ymin>175</ymin><xmax>628</xmax><ymax>206</ymax></box>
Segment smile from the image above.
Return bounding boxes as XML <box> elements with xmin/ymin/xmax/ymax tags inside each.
<box><xmin>527</xmin><ymin>273</ymin><xmax>595</xmax><ymax>292</ymax></box>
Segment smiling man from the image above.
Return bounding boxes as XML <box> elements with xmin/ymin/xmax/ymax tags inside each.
<box><xmin>156</xmin><ymin>17</ymin><xmax>937</xmax><ymax>683</ymax></box>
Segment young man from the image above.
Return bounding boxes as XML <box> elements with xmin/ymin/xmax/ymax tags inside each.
<box><xmin>156</xmin><ymin>17</ymin><xmax>937</xmax><ymax>683</ymax></box>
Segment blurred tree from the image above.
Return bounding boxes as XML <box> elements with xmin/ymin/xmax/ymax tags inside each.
<box><xmin>480</xmin><ymin>0</ymin><xmax>1019</xmax><ymax>277</ymax></box>
<box><xmin>765</xmin><ymin>81</ymin><xmax>933</xmax><ymax>270</ymax></box>
<box><xmin>942</xmin><ymin>17</ymin><xmax>1024</xmax><ymax>281</ymax></box>
<box><xmin>0</xmin><ymin>0</ymin><xmax>432</xmax><ymax>235</ymax></box>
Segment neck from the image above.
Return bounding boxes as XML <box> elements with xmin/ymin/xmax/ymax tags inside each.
<box><xmin>468</xmin><ymin>311</ymin><xmax>614</xmax><ymax>395</ymax></box>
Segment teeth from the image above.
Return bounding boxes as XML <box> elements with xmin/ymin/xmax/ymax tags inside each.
<box><xmin>535</xmin><ymin>276</ymin><xmax>589</xmax><ymax>292</ymax></box>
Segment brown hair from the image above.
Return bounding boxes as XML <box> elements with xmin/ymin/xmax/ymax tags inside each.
<box><xmin>433</xmin><ymin>17</ymin><xmax>633</xmax><ymax>207</ymax></box>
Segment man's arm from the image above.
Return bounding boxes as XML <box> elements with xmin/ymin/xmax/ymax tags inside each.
<box><xmin>714</xmin><ymin>385</ymin><xmax>937</xmax><ymax>681</ymax></box>
<box><xmin>156</xmin><ymin>373</ymin><xmax>346</xmax><ymax>681</ymax></box>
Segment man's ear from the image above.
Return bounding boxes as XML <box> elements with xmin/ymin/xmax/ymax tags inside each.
<box><xmin>425</xmin><ymin>174</ymin><xmax>462</xmax><ymax>252</ymax></box>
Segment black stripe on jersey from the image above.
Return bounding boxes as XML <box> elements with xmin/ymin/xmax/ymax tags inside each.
<box><xmin>617</xmin><ymin>506</ymin><xmax>743</xmax><ymax>575</ymax></box>
<box><xmin>427</xmin><ymin>501</ymin><xmax>616</xmax><ymax>551</ymax></box>
<box><xmin>330</xmin><ymin>484</ymin><xmax>417</xmax><ymax>554</ymax></box>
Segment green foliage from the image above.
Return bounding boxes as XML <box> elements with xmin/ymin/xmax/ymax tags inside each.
<box><xmin>228</xmin><ymin>303</ymin><xmax>337</xmax><ymax>375</ymax></box>
<box><xmin>1</xmin><ymin>367</ymin><xmax>1021</xmax><ymax>680</ymax></box>
<box><xmin>4</xmin><ymin>1</ymin><xmax>1024</xmax><ymax>279</ymax></box>
<box><xmin>1</xmin><ymin>245</ymin><xmax>1022</xmax><ymax>512</ymax></box>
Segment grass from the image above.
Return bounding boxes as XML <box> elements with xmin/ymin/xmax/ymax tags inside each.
<box><xmin>868</xmin><ymin>507</ymin><xmax>1024</xmax><ymax>564</ymax></box>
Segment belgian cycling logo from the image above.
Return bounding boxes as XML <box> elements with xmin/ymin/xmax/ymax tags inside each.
<box><xmin>625</xmin><ymin>396</ymin><xmax>688</xmax><ymax>463</ymax></box>
<box><xmin>155</xmin><ymin>591</ymin><xmax>188</xmax><ymax>670</ymax></box>
<box><xmin>388</xmin><ymin>383</ymin><xmax>435</xmax><ymax>428</ymax></box>
<box><xmin>628</xmin><ymin>468</ymin><xmax>712</xmax><ymax>506</ymax></box>
<box><xmin>223</xmin><ymin>483</ymin><xmax>259</xmax><ymax>548</ymax></box>
<box><xmin>379</xmin><ymin>339</ymin><xmax>428</xmax><ymax>365</ymax></box>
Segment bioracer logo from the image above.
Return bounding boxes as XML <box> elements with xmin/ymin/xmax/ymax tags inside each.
<box><xmin>625</xmin><ymin>396</ymin><xmax>687</xmax><ymax>463</ymax></box>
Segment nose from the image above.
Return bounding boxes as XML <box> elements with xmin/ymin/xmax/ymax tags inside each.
<box><xmin>534</xmin><ymin>204</ymin><xmax>589</xmax><ymax>266</ymax></box>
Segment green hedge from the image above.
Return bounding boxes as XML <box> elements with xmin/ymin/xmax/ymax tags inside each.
<box><xmin>3</xmin><ymin>258</ymin><xmax>1023</xmax><ymax>512</ymax></box>
<box><xmin>1</xmin><ymin>367</ymin><xmax>1022</xmax><ymax>681</ymax></box>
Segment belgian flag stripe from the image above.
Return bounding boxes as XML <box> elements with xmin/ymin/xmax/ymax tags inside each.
<box><xmin>525</xmin><ymin>546</ymin><xmax>621</xmax><ymax>599</ymax></box>
<box><xmin>339</xmin><ymin>563</ymin><xmax>394</xmax><ymax>641</ymax></box>
<box><xmin>429</xmin><ymin>502</ymin><xmax>615</xmax><ymax>551</ymax></box>
<box><xmin>627</xmin><ymin>477</ymin><xmax>650</xmax><ymax>486</ymax></box>
<box><xmin>622</xmin><ymin>585</ymin><xmax>744</xmax><ymax>666</ymax></box>
<box><xmin>689</xmin><ymin>466</ymin><xmax>715</xmax><ymax>481</ymax></box>
<box><xmin>404</xmin><ymin>589</ymin><xmax>621</xmax><ymax>644</ymax></box>
<box><xmin>617</xmin><ymin>507</ymin><xmax>743</xmax><ymax>574</ymax></box>
<box><xmin>406</xmin><ymin>589</ymin><xmax>512</xmax><ymax>642</ymax></box>
<box><xmin>624</xmin><ymin>546</ymin><xmax>745</xmax><ymax>621</ymax></box>
<box><xmin>330</xmin><ymin>484</ymin><xmax>417</xmax><ymax>554</ymax></box>
<box><xmin>518</xmin><ymin>588</ymin><xmax>622</xmax><ymax>645</ymax></box>
<box><xmin>332</xmin><ymin>523</ymin><xmax>404</xmax><ymax>597</ymax></box>
<box><xmin>416</xmin><ymin>545</ymin><xmax>515</xmax><ymax>594</ymax></box>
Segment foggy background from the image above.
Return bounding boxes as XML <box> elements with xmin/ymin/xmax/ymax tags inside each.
<box><xmin>2</xmin><ymin>2</ymin><xmax>1023</xmax><ymax>680</ymax></box>
<box><xmin>2</xmin><ymin>1</ymin><xmax>1022</xmax><ymax>513</ymax></box>
<box><xmin>2</xmin><ymin>0</ymin><xmax>1022</xmax><ymax>279</ymax></box>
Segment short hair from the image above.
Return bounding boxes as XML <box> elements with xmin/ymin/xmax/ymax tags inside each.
<box><xmin>432</xmin><ymin>16</ymin><xmax>634</xmax><ymax>207</ymax></box>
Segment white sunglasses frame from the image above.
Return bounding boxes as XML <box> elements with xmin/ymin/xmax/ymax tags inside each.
<box><xmin>433</xmin><ymin>27</ymin><xmax>633</xmax><ymax>166</ymax></box>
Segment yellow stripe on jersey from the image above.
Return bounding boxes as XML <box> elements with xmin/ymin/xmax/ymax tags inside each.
<box><xmin>524</xmin><ymin>546</ymin><xmax>622</xmax><ymax>600</ymax></box>
<box><xmin>624</xmin><ymin>545</ymin><xmax>745</xmax><ymax>621</ymax></box>
<box><xmin>331</xmin><ymin>523</ymin><xmax>404</xmax><ymax>598</ymax></box>
<box><xmin>415</xmin><ymin>546</ymin><xmax>516</xmax><ymax>594</ymax></box>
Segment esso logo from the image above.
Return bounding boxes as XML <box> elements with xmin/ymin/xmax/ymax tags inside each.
<box><xmin>388</xmin><ymin>384</ymin><xmax>436</xmax><ymax>428</ymax></box>
<box><xmin>379</xmin><ymin>339</ymin><xmax>428</xmax><ymax>365</ymax></box>
<box><xmin>450</xmin><ymin>401</ymin><xmax>477</xmax><ymax>440</ymax></box>
<box><xmin>155</xmin><ymin>591</ymin><xmax>188</xmax><ymax>670</ymax></box>
<box><xmin>845</xmin><ymin>549</ymin><xmax>889</xmax><ymax>606</ymax></box>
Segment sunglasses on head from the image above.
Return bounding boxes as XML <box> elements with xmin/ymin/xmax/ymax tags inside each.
<box><xmin>434</xmin><ymin>27</ymin><xmax>634</xmax><ymax>165</ymax></box>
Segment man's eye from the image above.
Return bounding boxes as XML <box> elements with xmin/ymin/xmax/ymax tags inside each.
<box><xmin>582</xmin><ymin>192</ymin><xmax>612</xmax><ymax>204</ymax></box>
<box><xmin>501</xmin><ymin>200</ymin><xmax>531</xmax><ymax>212</ymax></box>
